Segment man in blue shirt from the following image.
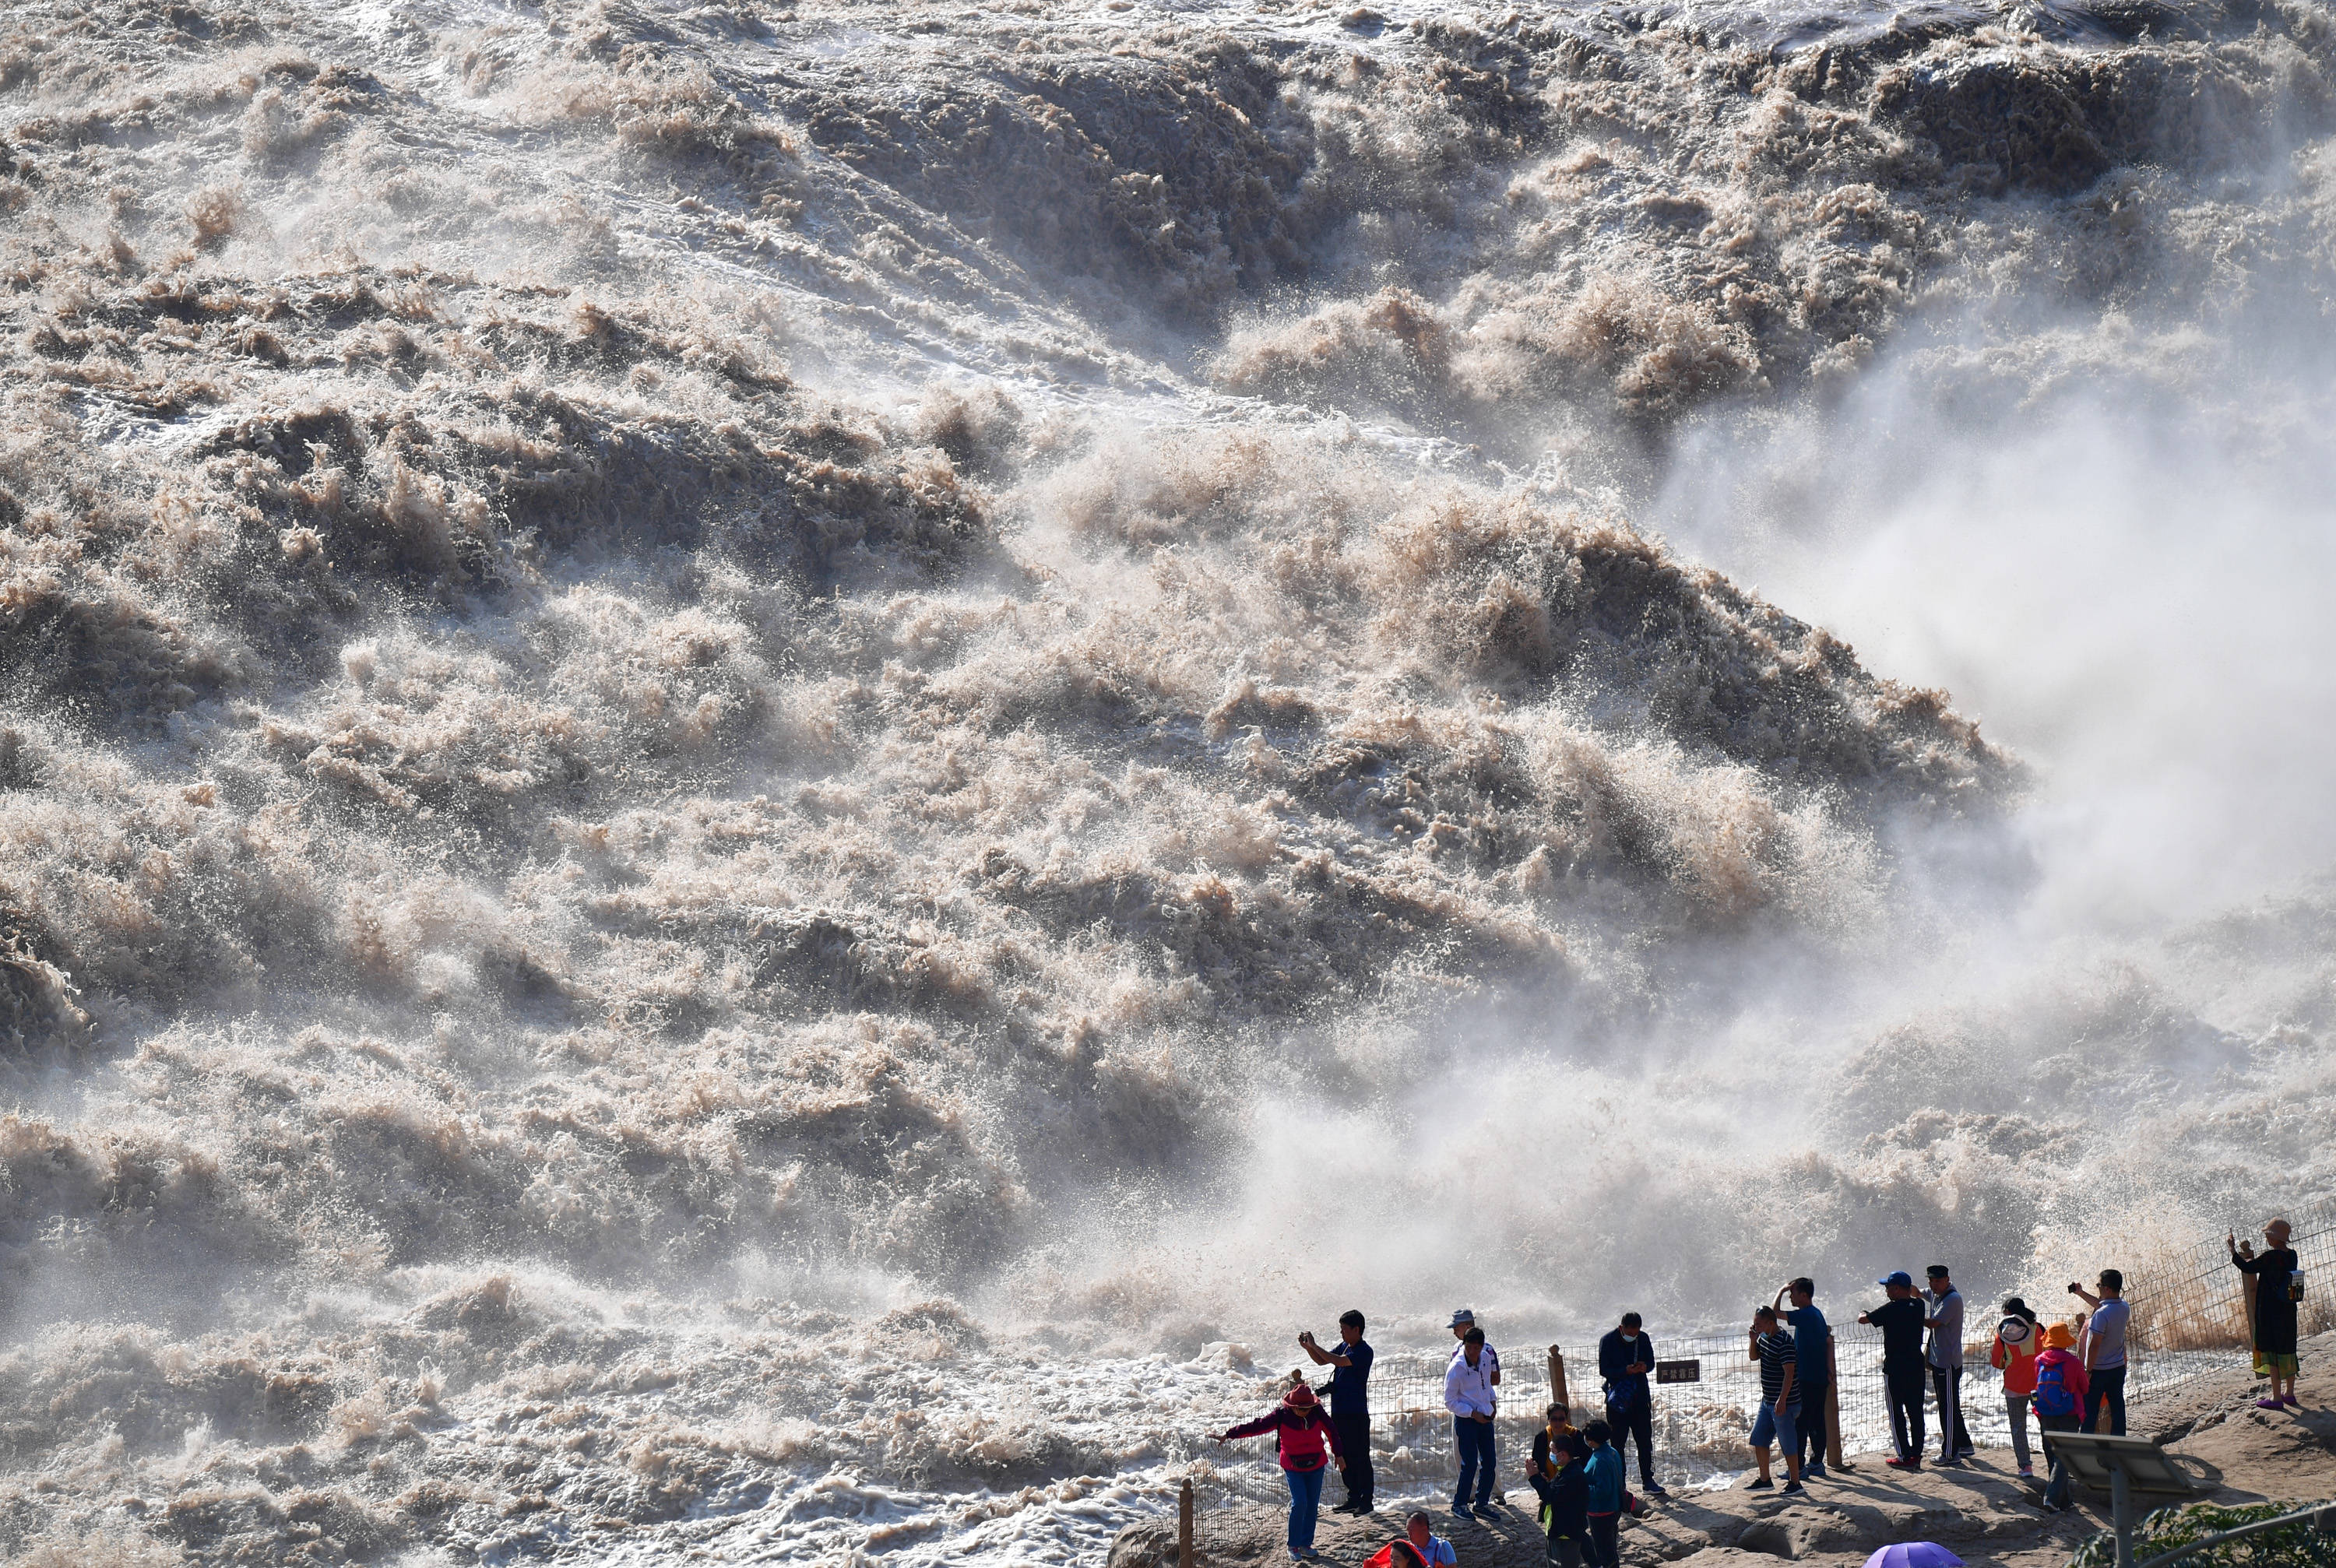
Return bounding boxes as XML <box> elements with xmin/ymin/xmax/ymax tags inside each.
<box><xmin>1772</xmin><ymin>1277</ymin><xmax>1832</xmax><ymax>1481</ymax></box>
<box><xmin>1597</xmin><ymin>1312</ymin><xmax>1668</xmax><ymax>1497</ymax></box>
<box><xmin>1301</xmin><ymin>1311</ymin><xmax>1375</xmax><ymax>1516</ymax></box>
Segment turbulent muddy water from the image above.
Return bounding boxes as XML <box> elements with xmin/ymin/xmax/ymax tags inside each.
<box><xmin>2</xmin><ymin>0</ymin><xmax>2334</xmax><ymax>1561</ymax></box>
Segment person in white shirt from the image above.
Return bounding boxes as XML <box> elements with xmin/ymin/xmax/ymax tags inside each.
<box><xmin>1444</xmin><ymin>1326</ymin><xmax>1499</xmax><ymax>1519</ymax></box>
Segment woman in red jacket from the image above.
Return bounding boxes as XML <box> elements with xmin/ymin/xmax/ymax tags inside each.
<box><xmin>1215</xmin><ymin>1379</ymin><xmax>1348</xmax><ymax>1563</ymax></box>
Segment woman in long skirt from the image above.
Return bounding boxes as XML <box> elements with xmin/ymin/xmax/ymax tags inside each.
<box><xmin>2229</xmin><ymin>1218</ymin><xmax>2301</xmax><ymax>1409</ymax></box>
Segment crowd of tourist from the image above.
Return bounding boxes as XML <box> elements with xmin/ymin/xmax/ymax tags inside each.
<box><xmin>1206</xmin><ymin>1218</ymin><xmax>2310</xmax><ymax>1566</ymax></box>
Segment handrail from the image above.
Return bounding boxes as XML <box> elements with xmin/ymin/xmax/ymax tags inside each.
<box><xmin>2131</xmin><ymin>1503</ymin><xmax>2336</xmax><ymax>1568</ymax></box>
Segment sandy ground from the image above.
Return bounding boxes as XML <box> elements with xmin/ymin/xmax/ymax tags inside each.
<box><xmin>1110</xmin><ymin>1337</ymin><xmax>2336</xmax><ymax>1568</ymax></box>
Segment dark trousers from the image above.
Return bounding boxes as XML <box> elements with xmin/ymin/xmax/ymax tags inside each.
<box><xmin>1606</xmin><ymin>1397</ymin><xmax>1656</xmax><ymax>1489</ymax></box>
<box><xmin>1792</xmin><ymin>1376</ymin><xmax>1828</xmax><ymax>1468</ymax></box>
<box><xmin>2083</xmin><ymin>1365</ymin><xmax>2127</xmax><ymax>1436</ymax></box>
<box><xmin>1335</xmin><ymin>1410</ymin><xmax>1374</xmax><ymax>1508</ymax></box>
<box><xmin>1585</xmin><ymin>1514</ymin><xmax>1620</xmax><ymax>1568</ymax></box>
<box><xmin>1546</xmin><ymin>1535</ymin><xmax>1585</xmax><ymax>1568</ymax></box>
<box><xmin>1931</xmin><ymin>1366</ymin><xmax>1971</xmax><ymax>1457</ymax></box>
<box><xmin>2041</xmin><ymin>1413</ymin><xmax>2081</xmax><ymax>1507</ymax></box>
<box><xmin>1886</xmin><ymin>1365</ymin><xmax>1927</xmax><ymax>1460</ymax></box>
<box><xmin>1454</xmin><ymin>1416</ymin><xmax>1495</xmax><ymax>1507</ymax></box>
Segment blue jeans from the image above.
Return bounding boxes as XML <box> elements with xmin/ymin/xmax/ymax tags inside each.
<box><xmin>1454</xmin><ymin>1416</ymin><xmax>1496</xmax><ymax>1507</ymax></box>
<box><xmin>1750</xmin><ymin>1398</ymin><xmax>1800</xmax><ymax>1453</ymax></box>
<box><xmin>1284</xmin><ymin>1464</ymin><xmax>1326</xmax><ymax>1552</ymax></box>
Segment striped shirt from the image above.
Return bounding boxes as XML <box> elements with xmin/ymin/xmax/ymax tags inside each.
<box><xmin>1757</xmin><ymin>1330</ymin><xmax>1798</xmax><ymax>1403</ymax></box>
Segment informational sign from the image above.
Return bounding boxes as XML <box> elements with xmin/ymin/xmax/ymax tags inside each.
<box><xmin>1655</xmin><ymin>1359</ymin><xmax>1701</xmax><ymax>1385</ymax></box>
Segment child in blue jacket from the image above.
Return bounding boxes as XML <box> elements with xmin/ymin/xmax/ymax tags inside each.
<box><xmin>1581</xmin><ymin>1420</ymin><xmax>1624</xmax><ymax>1568</ymax></box>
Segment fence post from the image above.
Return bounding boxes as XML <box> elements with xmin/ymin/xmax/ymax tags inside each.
<box><xmin>1548</xmin><ymin>1345</ymin><xmax>1570</xmax><ymax>1417</ymax></box>
<box><xmin>2237</xmin><ymin>1240</ymin><xmax>2257</xmax><ymax>1352</ymax></box>
<box><xmin>1825</xmin><ymin>1330</ymin><xmax>1845</xmax><ymax>1470</ymax></box>
<box><xmin>1179</xmin><ymin>1477</ymin><xmax>1195</xmax><ymax>1568</ymax></box>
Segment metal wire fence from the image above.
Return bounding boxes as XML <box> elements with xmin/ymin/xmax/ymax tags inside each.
<box><xmin>1345</xmin><ymin>1207</ymin><xmax>2331</xmax><ymax>1492</ymax></box>
<box><xmin>2116</xmin><ymin>1197</ymin><xmax>2336</xmax><ymax>1355</ymax></box>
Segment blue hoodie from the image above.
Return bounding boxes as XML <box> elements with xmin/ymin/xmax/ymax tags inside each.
<box><xmin>1584</xmin><ymin>1443</ymin><xmax>1625</xmax><ymax>1514</ymax></box>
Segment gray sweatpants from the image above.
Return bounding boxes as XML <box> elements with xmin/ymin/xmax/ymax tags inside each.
<box><xmin>2005</xmin><ymin>1393</ymin><xmax>2032</xmax><ymax>1470</ymax></box>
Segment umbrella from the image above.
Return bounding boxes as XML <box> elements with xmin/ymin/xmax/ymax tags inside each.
<box><xmin>1863</xmin><ymin>1546</ymin><xmax>1964</xmax><ymax>1568</ymax></box>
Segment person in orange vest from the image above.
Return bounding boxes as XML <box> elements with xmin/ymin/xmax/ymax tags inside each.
<box><xmin>1215</xmin><ymin>1378</ymin><xmax>1348</xmax><ymax>1563</ymax></box>
<box><xmin>1989</xmin><ymin>1298</ymin><xmax>2043</xmax><ymax>1478</ymax></box>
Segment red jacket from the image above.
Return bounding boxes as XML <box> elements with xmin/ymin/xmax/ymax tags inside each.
<box><xmin>1223</xmin><ymin>1405</ymin><xmax>1346</xmax><ymax>1471</ymax></box>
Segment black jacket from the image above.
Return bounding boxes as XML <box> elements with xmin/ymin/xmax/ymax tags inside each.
<box><xmin>1531</xmin><ymin>1461</ymin><xmax>1589</xmax><ymax>1540</ymax></box>
<box><xmin>1599</xmin><ymin>1328</ymin><xmax>1655</xmax><ymax>1408</ymax></box>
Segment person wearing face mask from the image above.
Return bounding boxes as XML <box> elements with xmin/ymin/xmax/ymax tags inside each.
<box><xmin>1597</xmin><ymin>1313</ymin><xmax>1668</xmax><ymax>1498</ymax></box>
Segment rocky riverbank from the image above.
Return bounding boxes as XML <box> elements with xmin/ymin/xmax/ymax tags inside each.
<box><xmin>1110</xmin><ymin>1337</ymin><xmax>2335</xmax><ymax>1568</ymax></box>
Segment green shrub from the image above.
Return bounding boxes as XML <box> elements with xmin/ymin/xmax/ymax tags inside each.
<box><xmin>2070</xmin><ymin>1500</ymin><xmax>2336</xmax><ymax>1568</ymax></box>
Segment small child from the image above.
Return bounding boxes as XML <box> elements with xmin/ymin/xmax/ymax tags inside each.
<box><xmin>1581</xmin><ymin>1420</ymin><xmax>1623</xmax><ymax>1568</ymax></box>
<box><xmin>1530</xmin><ymin>1429</ymin><xmax>1592</xmax><ymax>1568</ymax></box>
<box><xmin>2032</xmin><ymin>1324</ymin><xmax>2091</xmax><ymax>1514</ymax></box>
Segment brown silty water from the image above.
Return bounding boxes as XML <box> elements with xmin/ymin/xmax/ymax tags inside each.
<box><xmin>2</xmin><ymin>0</ymin><xmax>2334</xmax><ymax>1562</ymax></box>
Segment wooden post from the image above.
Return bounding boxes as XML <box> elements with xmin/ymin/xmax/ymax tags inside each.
<box><xmin>1178</xmin><ymin>1478</ymin><xmax>1195</xmax><ymax>1568</ymax></box>
<box><xmin>1824</xmin><ymin>1329</ymin><xmax>1846</xmax><ymax>1470</ymax></box>
<box><xmin>1548</xmin><ymin>1345</ymin><xmax>1571</xmax><ymax>1419</ymax></box>
<box><xmin>2239</xmin><ymin>1240</ymin><xmax>2258</xmax><ymax>1361</ymax></box>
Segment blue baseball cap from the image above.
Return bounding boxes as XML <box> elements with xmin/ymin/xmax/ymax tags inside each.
<box><xmin>1878</xmin><ymin>1271</ymin><xmax>1914</xmax><ymax>1289</ymax></box>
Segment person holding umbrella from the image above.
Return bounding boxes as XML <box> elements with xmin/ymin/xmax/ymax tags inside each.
<box><xmin>1214</xmin><ymin>1376</ymin><xmax>1347</xmax><ymax>1562</ymax></box>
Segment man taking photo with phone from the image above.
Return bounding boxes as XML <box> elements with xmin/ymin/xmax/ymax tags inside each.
<box><xmin>1301</xmin><ymin>1312</ymin><xmax>1376</xmax><ymax>1516</ymax></box>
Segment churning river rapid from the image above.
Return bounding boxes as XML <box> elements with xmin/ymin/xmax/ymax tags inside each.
<box><xmin>1</xmin><ymin>0</ymin><xmax>2334</xmax><ymax>1561</ymax></box>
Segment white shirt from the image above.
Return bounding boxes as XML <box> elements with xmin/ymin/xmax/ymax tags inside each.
<box><xmin>1449</xmin><ymin>1339</ymin><xmax>1500</xmax><ymax>1376</ymax></box>
<box><xmin>1445</xmin><ymin>1346</ymin><xmax>1497</xmax><ymax>1418</ymax></box>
